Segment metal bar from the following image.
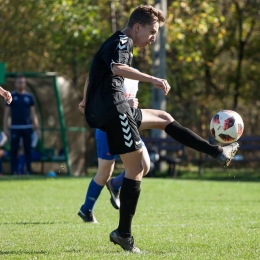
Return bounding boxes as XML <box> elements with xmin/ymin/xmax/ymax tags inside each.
<box><xmin>38</xmin><ymin>127</ymin><xmax>86</xmax><ymax>132</ymax></box>
<box><xmin>152</xmin><ymin>0</ymin><xmax>167</xmax><ymax>138</ymax></box>
<box><xmin>6</xmin><ymin>72</ymin><xmax>57</xmax><ymax>78</ymax></box>
<box><xmin>53</xmin><ymin>76</ymin><xmax>71</xmax><ymax>176</ymax></box>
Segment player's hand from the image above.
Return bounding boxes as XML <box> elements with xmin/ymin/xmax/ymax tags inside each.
<box><xmin>127</xmin><ymin>98</ymin><xmax>139</xmax><ymax>109</ymax></box>
<box><xmin>151</xmin><ymin>77</ymin><xmax>171</xmax><ymax>95</ymax></box>
<box><xmin>3</xmin><ymin>90</ymin><xmax>12</xmax><ymax>104</ymax></box>
<box><xmin>78</xmin><ymin>99</ymin><xmax>85</xmax><ymax>114</ymax></box>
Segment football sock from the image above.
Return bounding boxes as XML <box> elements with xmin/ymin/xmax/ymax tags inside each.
<box><xmin>81</xmin><ymin>178</ymin><xmax>103</xmax><ymax>213</ymax></box>
<box><xmin>111</xmin><ymin>170</ymin><xmax>125</xmax><ymax>192</ymax></box>
<box><xmin>165</xmin><ymin>121</ymin><xmax>222</xmax><ymax>158</ymax></box>
<box><xmin>118</xmin><ymin>178</ymin><xmax>141</xmax><ymax>238</ymax></box>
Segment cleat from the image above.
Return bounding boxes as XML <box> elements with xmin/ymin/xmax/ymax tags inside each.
<box><xmin>216</xmin><ymin>142</ymin><xmax>239</xmax><ymax>166</ymax></box>
<box><xmin>78</xmin><ymin>208</ymin><xmax>98</xmax><ymax>223</ymax></box>
<box><xmin>110</xmin><ymin>229</ymin><xmax>141</xmax><ymax>253</ymax></box>
<box><xmin>106</xmin><ymin>179</ymin><xmax>120</xmax><ymax>210</ymax></box>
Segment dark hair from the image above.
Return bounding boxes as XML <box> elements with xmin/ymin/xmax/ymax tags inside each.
<box><xmin>127</xmin><ymin>5</ymin><xmax>165</xmax><ymax>28</ymax></box>
<box><xmin>15</xmin><ymin>73</ymin><xmax>25</xmax><ymax>80</ymax></box>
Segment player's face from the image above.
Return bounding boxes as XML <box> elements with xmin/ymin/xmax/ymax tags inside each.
<box><xmin>134</xmin><ymin>21</ymin><xmax>159</xmax><ymax>48</ymax></box>
<box><xmin>15</xmin><ymin>77</ymin><xmax>26</xmax><ymax>91</ymax></box>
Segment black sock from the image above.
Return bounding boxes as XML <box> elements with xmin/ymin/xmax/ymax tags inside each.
<box><xmin>118</xmin><ymin>178</ymin><xmax>141</xmax><ymax>238</ymax></box>
<box><xmin>165</xmin><ymin>121</ymin><xmax>222</xmax><ymax>158</ymax></box>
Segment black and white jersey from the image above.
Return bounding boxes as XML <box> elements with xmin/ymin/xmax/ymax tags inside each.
<box><xmin>85</xmin><ymin>31</ymin><xmax>133</xmax><ymax>128</ymax></box>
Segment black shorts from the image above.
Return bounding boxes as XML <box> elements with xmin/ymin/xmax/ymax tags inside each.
<box><xmin>99</xmin><ymin>108</ymin><xmax>142</xmax><ymax>155</ymax></box>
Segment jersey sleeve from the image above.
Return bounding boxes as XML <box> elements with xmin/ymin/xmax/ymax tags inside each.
<box><xmin>103</xmin><ymin>36</ymin><xmax>133</xmax><ymax>71</ymax></box>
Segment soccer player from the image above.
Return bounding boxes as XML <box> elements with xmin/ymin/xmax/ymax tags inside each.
<box><xmin>78</xmin><ymin>76</ymin><xmax>150</xmax><ymax>223</ymax></box>
<box><xmin>3</xmin><ymin>74</ymin><xmax>40</xmax><ymax>175</ymax></box>
<box><xmin>84</xmin><ymin>5</ymin><xmax>239</xmax><ymax>253</ymax></box>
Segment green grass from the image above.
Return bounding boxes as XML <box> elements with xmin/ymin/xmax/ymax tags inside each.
<box><xmin>0</xmin><ymin>177</ymin><xmax>259</xmax><ymax>259</ymax></box>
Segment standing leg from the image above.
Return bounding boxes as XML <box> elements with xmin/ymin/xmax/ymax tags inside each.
<box><xmin>105</xmin><ymin>110</ymin><xmax>143</xmax><ymax>253</ymax></box>
<box><xmin>10</xmin><ymin>129</ymin><xmax>22</xmax><ymax>174</ymax></box>
<box><xmin>117</xmin><ymin>149</ymin><xmax>143</xmax><ymax>236</ymax></box>
<box><xmin>22</xmin><ymin>128</ymin><xmax>32</xmax><ymax>174</ymax></box>
<box><xmin>109</xmin><ymin>149</ymin><xmax>143</xmax><ymax>253</ymax></box>
<box><xmin>78</xmin><ymin>129</ymin><xmax>116</xmax><ymax>223</ymax></box>
<box><xmin>78</xmin><ymin>158</ymin><xmax>115</xmax><ymax>223</ymax></box>
<box><xmin>108</xmin><ymin>143</ymin><xmax>151</xmax><ymax>209</ymax></box>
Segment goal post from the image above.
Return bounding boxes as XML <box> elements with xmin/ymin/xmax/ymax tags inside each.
<box><xmin>0</xmin><ymin>62</ymin><xmax>5</xmax><ymax>84</ymax></box>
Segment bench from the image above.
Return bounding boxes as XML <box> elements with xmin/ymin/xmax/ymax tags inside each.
<box><xmin>141</xmin><ymin>137</ymin><xmax>185</xmax><ymax>177</ymax></box>
<box><xmin>191</xmin><ymin>135</ymin><xmax>260</xmax><ymax>175</ymax></box>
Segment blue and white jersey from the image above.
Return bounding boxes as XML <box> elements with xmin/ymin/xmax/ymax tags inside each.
<box><xmin>5</xmin><ymin>91</ymin><xmax>35</xmax><ymax>129</ymax></box>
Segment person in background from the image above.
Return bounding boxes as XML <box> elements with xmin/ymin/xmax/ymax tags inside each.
<box><xmin>3</xmin><ymin>74</ymin><xmax>40</xmax><ymax>175</ymax></box>
<box><xmin>78</xmin><ymin>76</ymin><xmax>150</xmax><ymax>223</ymax></box>
<box><xmin>17</xmin><ymin>131</ymin><xmax>40</xmax><ymax>175</ymax></box>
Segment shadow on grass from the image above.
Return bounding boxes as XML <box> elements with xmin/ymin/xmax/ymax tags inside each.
<box><xmin>0</xmin><ymin>175</ymin><xmax>85</xmax><ymax>182</ymax></box>
<box><xmin>0</xmin><ymin>166</ymin><xmax>260</xmax><ymax>182</ymax></box>
<box><xmin>0</xmin><ymin>250</ymin><xmax>48</xmax><ymax>255</ymax></box>
<box><xmin>154</xmin><ymin>166</ymin><xmax>260</xmax><ymax>182</ymax></box>
<box><xmin>2</xmin><ymin>221</ymin><xmax>66</xmax><ymax>225</ymax></box>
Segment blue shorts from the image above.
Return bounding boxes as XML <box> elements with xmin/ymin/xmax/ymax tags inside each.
<box><xmin>95</xmin><ymin>129</ymin><xmax>145</xmax><ymax>160</ymax></box>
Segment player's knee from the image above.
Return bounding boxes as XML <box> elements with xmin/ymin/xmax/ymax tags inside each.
<box><xmin>96</xmin><ymin>160</ymin><xmax>114</xmax><ymax>183</ymax></box>
<box><xmin>142</xmin><ymin>161</ymin><xmax>150</xmax><ymax>176</ymax></box>
<box><xmin>163</xmin><ymin>112</ymin><xmax>174</xmax><ymax>124</ymax></box>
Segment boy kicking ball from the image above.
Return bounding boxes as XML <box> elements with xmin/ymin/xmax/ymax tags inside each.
<box><xmin>84</xmin><ymin>5</ymin><xmax>239</xmax><ymax>253</ymax></box>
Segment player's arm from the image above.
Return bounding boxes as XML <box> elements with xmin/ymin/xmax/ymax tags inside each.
<box><xmin>3</xmin><ymin>106</ymin><xmax>10</xmax><ymax>137</ymax></box>
<box><xmin>0</xmin><ymin>86</ymin><xmax>12</xmax><ymax>104</ymax></box>
<box><xmin>31</xmin><ymin>106</ymin><xmax>40</xmax><ymax>136</ymax></box>
<box><xmin>112</xmin><ymin>64</ymin><xmax>171</xmax><ymax>96</ymax></box>
<box><xmin>78</xmin><ymin>77</ymin><xmax>89</xmax><ymax>114</ymax></box>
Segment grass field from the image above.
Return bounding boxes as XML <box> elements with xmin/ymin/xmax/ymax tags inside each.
<box><xmin>0</xmin><ymin>176</ymin><xmax>259</xmax><ymax>259</ymax></box>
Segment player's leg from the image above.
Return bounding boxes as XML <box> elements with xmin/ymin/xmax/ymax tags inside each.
<box><xmin>105</xmin><ymin>110</ymin><xmax>143</xmax><ymax>253</ymax></box>
<box><xmin>111</xmin><ymin>143</ymin><xmax>150</xmax><ymax>186</ymax></box>
<box><xmin>107</xmin><ymin>141</ymin><xmax>150</xmax><ymax>209</ymax></box>
<box><xmin>141</xmin><ymin>144</ymin><xmax>150</xmax><ymax>176</ymax></box>
<box><xmin>140</xmin><ymin>109</ymin><xmax>239</xmax><ymax>166</ymax></box>
<box><xmin>22</xmin><ymin>128</ymin><xmax>32</xmax><ymax>174</ymax></box>
<box><xmin>10</xmin><ymin>129</ymin><xmax>22</xmax><ymax>174</ymax></box>
<box><xmin>78</xmin><ymin>158</ymin><xmax>115</xmax><ymax>223</ymax></box>
<box><xmin>110</xmin><ymin>149</ymin><xmax>143</xmax><ymax>252</ymax></box>
<box><xmin>78</xmin><ymin>130</ymin><xmax>115</xmax><ymax>223</ymax></box>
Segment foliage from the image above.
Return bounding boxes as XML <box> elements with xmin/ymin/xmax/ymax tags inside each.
<box><xmin>166</xmin><ymin>0</ymin><xmax>260</xmax><ymax>135</ymax></box>
<box><xmin>1</xmin><ymin>0</ymin><xmax>260</xmax><ymax>135</ymax></box>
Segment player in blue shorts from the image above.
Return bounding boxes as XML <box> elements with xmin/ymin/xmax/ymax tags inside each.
<box><xmin>78</xmin><ymin>76</ymin><xmax>150</xmax><ymax>223</ymax></box>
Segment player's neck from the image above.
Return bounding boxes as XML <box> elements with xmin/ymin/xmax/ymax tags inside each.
<box><xmin>121</xmin><ymin>27</ymin><xmax>134</xmax><ymax>42</ymax></box>
<box><xmin>17</xmin><ymin>89</ymin><xmax>26</xmax><ymax>94</ymax></box>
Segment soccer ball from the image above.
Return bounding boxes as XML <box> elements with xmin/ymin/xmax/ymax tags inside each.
<box><xmin>210</xmin><ymin>110</ymin><xmax>244</xmax><ymax>144</ymax></box>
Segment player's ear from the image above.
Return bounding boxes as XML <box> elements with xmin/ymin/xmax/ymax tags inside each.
<box><xmin>134</xmin><ymin>23</ymin><xmax>140</xmax><ymax>33</ymax></box>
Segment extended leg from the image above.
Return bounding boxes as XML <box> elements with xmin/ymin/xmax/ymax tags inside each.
<box><xmin>140</xmin><ymin>109</ymin><xmax>239</xmax><ymax>165</ymax></box>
